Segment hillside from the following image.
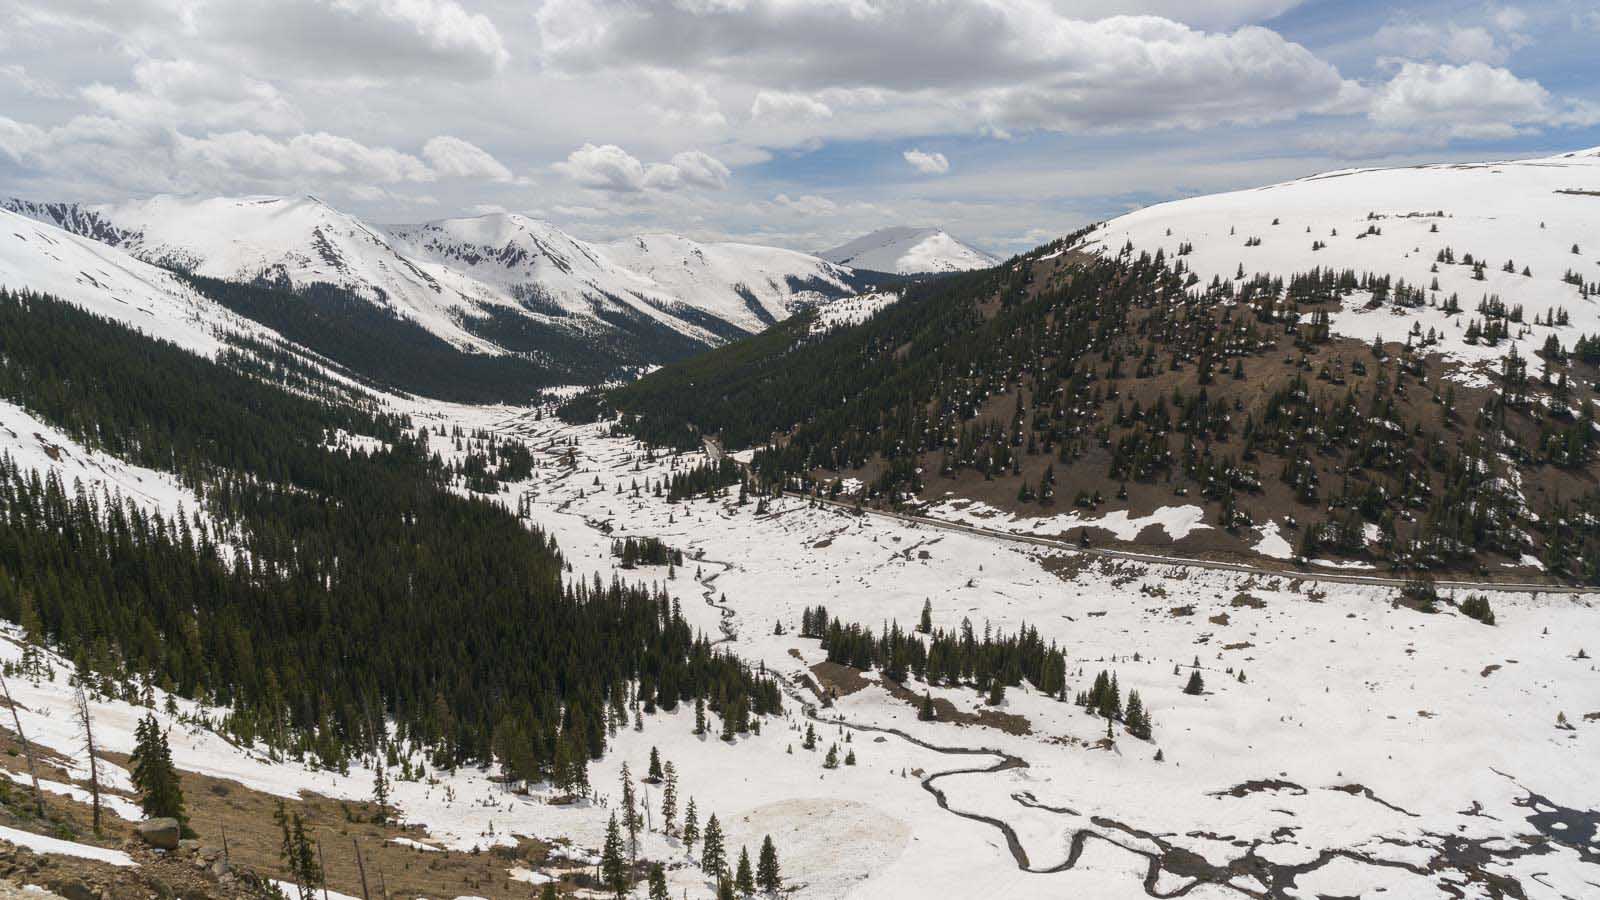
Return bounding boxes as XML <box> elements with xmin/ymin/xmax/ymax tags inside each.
<box><xmin>4</xmin><ymin>196</ymin><xmax>871</xmax><ymax>387</ymax></box>
<box><xmin>820</xmin><ymin>226</ymin><xmax>997</xmax><ymax>274</ymax></box>
<box><xmin>1078</xmin><ymin>147</ymin><xmax>1600</xmax><ymax>388</ymax></box>
<box><xmin>588</xmin><ymin>149</ymin><xmax>1600</xmax><ymax>580</ymax></box>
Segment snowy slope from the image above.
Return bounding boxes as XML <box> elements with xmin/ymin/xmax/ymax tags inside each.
<box><xmin>821</xmin><ymin>226</ymin><xmax>998</xmax><ymax>274</ymax></box>
<box><xmin>7</xmin><ymin>196</ymin><xmax>872</xmax><ymax>361</ymax></box>
<box><xmin>8</xmin><ymin>194</ymin><xmax>518</xmax><ymax>353</ymax></box>
<box><xmin>385</xmin><ymin>213</ymin><xmax>724</xmax><ymax>343</ymax></box>
<box><xmin>601</xmin><ymin>232</ymin><xmax>857</xmax><ymax>331</ymax></box>
<box><xmin>1077</xmin><ymin>147</ymin><xmax>1600</xmax><ymax>386</ymax></box>
<box><xmin>0</xmin><ymin>206</ymin><xmax>271</xmax><ymax>356</ymax></box>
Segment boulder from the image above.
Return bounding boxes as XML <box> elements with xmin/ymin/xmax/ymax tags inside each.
<box><xmin>135</xmin><ymin>818</ymin><xmax>181</xmax><ymax>851</ymax></box>
<box><xmin>46</xmin><ymin>876</ymin><xmax>97</xmax><ymax>900</ymax></box>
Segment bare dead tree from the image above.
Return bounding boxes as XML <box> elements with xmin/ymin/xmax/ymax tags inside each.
<box><xmin>0</xmin><ymin>670</ymin><xmax>45</xmax><ymax>817</ymax></box>
<box><xmin>72</xmin><ymin>683</ymin><xmax>102</xmax><ymax>834</ymax></box>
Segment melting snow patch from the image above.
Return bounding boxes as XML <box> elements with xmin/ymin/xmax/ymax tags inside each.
<box><xmin>1252</xmin><ymin>521</ymin><xmax>1294</xmax><ymax>559</ymax></box>
<box><xmin>0</xmin><ymin>825</ymin><xmax>135</xmax><ymax>867</ymax></box>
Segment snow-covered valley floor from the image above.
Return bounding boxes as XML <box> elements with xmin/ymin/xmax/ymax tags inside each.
<box><xmin>3</xmin><ymin>401</ymin><xmax>1597</xmax><ymax>899</ymax></box>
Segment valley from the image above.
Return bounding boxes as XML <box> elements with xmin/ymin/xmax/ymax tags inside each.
<box><xmin>0</xmin><ymin>145</ymin><xmax>1593</xmax><ymax>900</ymax></box>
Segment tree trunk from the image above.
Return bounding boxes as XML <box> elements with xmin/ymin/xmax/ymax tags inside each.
<box><xmin>0</xmin><ymin>672</ymin><xmax>46</xmax><ymax>817</ymax></box>
<box><xmin>73</xmin><ymin>685</ymin><xmax>101</xmax><ymax>834</ymax></box>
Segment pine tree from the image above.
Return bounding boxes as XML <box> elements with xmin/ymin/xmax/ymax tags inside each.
<box><xmin>647</xmin><ymin>746</ymin><xmax>664</xmax><ymax>783</ymax></box>
<box><xmin>823</xmin><ymin>744</ymin><xmax>839</xmax><ymax>769</ymax></box>
<box><xmin>918</xmin><ymin>599</ymin><xmax>933</xmax><ymax>634</ymax></box>
<box><xmin>370</xmin><ymin>761</ymin><xmax>390</xmax><ymax>824</ymax></box>
<box><xmin>620</xmin><ymin>764</ymin><xmax>640</xmax><ymax>861</ymax></box>
<box><xmin>1184</xmin><ymin>669</ymin><xmax>1205</xmax><ymax>695</ymax></box>
<box><xmin>736</xmin><ymin>846</ymin><xmax>755</xmax><ymax>896</ymax></box>
<box><xmin>275</xmin><ymin>802</ymin><xmax>322</xmax><ymax>900</ymax></box>
<box><xmin>1124</xmin><ymin>690</ymin><xmax>1151</xmax><ymax>740</ymax></box>
<box><xmin>694</xmin><ymin>697</ymin><xmax>708</xmax><ymax>736</ymax></box>
<box><xmin>701</xmin><ymin>813</ymin><xmax>727</xmax><ymax>876</ymax></box>
<box><xmin>802</xmin><ymin>722</ymin><xmax>817</xmax><ymax>750</ymax></box>
<box><xmin>130</xmin><ymin>713</ymin><xmax>187</xmax><ymax>827</ymax></box>
<box><xmin>918</xmin><ymin>692</ymin><xmax>935</xmax><ymax>721</ymax></box>
<box><xmin>648</xmin><ymin>863</ymin><xmax>669</xmax><ymax>900</ymax></box>
<box><xmin>756</xmin><ymin>835</ymin><xmax>781</xmax><ymax>893</ymax></box>
<box><xmin>682</xmin><ymin>798</ymin><xmax>700</xmax><ymax>854</ymax></box>
<box><xmin>661</xmin><ymin>761</ymin><xmax>678</xmax><ymax>836</ymax></box>
<box><xmin>601</xmin><ymin>813</ymin><xmax>628</xmax><ymax>898</ymax></box>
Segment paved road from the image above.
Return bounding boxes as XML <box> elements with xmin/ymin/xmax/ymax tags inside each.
<box><xmin>800</xmin><ymin>494</ymin><xmax>1592</xmax><ymax>596</ymax></box>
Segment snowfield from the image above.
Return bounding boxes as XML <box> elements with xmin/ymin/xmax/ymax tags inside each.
<box><xmin>821</xmin><ymin>227</ymin><xmax>998</xmax><ymax>275</ymax></box>
<box><xmin>6</xmin><ymin>196</ymin><xmax>870</xmax><ymax>357</ymax></box>
<box><xmin>1077</xmin><ymin>147</ymin><xmax>1600</xmax><ymax>388</ymax></box>
<box><xmin>0</xmin><ymin>401</ymin><xmax>1596</xmax><ymax>898</ymax></box>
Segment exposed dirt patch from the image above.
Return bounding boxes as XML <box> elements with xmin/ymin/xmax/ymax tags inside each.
<box><xmin>1230</xmin><ymin>594</ymin><xmax>1267</xmax><ymax>609</ymax></box>
<box><xmin>1169</xmin><ymin>605</ymin><xmax>1195</xmax><ymax>618</ymax></box>
<box><xmin>809</xmin><ymin>661</ymin><xmax>871</xmax><ymax>699</ymax></box>
<box><xmin>1481</xmin><ymin>664</ymin><xmax>1501</xmax><ymax>678</ymax></box>
<box><xmin>1208</xmin><ymin>613</ymin><xmax>1231</xmax><ymax>626</ymax></box>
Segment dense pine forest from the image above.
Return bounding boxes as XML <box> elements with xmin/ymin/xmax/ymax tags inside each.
<box><xmin>573</xmin><ymin>234</ymin><xmax>1600</xmax><ymax>582</ymax></box>
<box><xmin>0</xmin><ymin>288</ymin><xmax>780</xmax><ymax>776</ymax></box>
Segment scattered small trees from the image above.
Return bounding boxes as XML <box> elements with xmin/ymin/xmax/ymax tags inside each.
<box><xmin>1460</xmin><ymin>594</ymin><xmax>1495</xmax><ymax>625</ymax></box>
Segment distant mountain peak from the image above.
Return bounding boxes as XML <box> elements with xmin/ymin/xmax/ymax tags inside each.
<box><xmin>819</xmin><ymin>226</ymin><xmax>996</xmax><ymax>275</ymax></box>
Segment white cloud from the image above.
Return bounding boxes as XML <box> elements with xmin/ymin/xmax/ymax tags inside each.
<box><xmin>637</xmin><ymin>69</ymin><xmax>727</xmax><ymax>128</ymax></box>
<box><xmin>553</xmin><ymin>143</ymin><xmax>730</xmax><ymax>194</ymax></box>
<box><xmin>536</xmin><ymin>3</ymin><xmax>1357</xmax><ymax>138</ymax></box>
<box><xmin>904</xmin><ymin>149</ymin><xmax>951</xmax><ymax>174</ymax></box>
<box><xmin>422</xmin><ymin>136</ymin><xmax>512</xmax><ymax>180</ymax></box>
<box><xmin>770</xmin><ymin>193</ymin><xmax>839</xmax><ymax>216</ymax></box>
<box><xmin>751</xmin><ymin>91</ymin><xmax>833</xmax><ymax>122</ymax></box>
<box><xmin>82</xmin><ymin>58</ymin><xmax>304</xmax><ymax>132</ymax></box>
<box><xmin>206</xmin><ymin>0</ymin><xmax>509</xmax><ymax>80</ymax></box>
<box><xmin>1367</xmin><ymin>61</ymin><xmax>1598</xmax><ymax>141</ymax></box>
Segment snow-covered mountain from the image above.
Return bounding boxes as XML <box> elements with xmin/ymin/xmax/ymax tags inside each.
<box><xmin>0</xmin><ymin>205</ymin><xmax>272</xmax><ymax>357</ymax></box>
<box><xmin>600</xmin><ymin>232</ymin><xmax>857</xmax><ymax>332</ymax></box>
<box><xmin>5</xmin><ymin>195</ymin><xmax>868</xmax><ymax>366</ymax></box>
<box><xmin>820</xmin><ymin>226</ymin><xmax>998</xmax><ymax>274</ymax></box>
<box><xmin>1074</xmin><ymin>146</ymin><xmax>1600</xmax><ymax>387</ymax></box>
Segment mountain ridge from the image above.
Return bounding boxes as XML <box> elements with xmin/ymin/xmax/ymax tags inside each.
<box><xmin>820</xmin><ymin>226</ymin><xmax>997</xmax><ymax>274</ymax></box>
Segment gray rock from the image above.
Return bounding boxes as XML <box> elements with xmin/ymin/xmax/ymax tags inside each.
<box><xmin>45</xmin><ymin>876</ymin><xmax>96</xmax><ymax>900</ymax></box>
<box><xmin>135</xmin><ymin>818</ymin><xmax>181</xmax><ymax>851</ymax></box>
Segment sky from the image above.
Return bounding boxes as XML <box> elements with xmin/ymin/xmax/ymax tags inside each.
<box><xmin>1</xmin><ymin>0</ymin><xmax>1597</xmax><ymax>257</ymax></box>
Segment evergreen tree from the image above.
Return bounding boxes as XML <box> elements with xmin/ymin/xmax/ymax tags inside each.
<box><xmin>756</xmin><ymin>836</ymin><xmax>781</xmax><ymax>893</ymax></box>
<box><xmin>275</xmin><ymin>802</ymin><xmax>322</xmax><ymax>900</ymax></box>
<box><xmin>918</xmin><ymin>600</ymin><xmax>933</xmax><ymax>634</ymax></box>
<box><xmin>647</xmin><ymin>746</ymin><xmax>664</xmax><ymax>782</ymax></box>
<box><xmin>736</xmin><ymin>847</ymin><xmax>756</xmax><ymax>896</ymax></box>
<box><xmin>619</xmin><ymin>764</ymin><xmax>640</xmax><ymax>860</ymax></box>
<box><xmin>701</xmin><ymin>813</ymin><xmax>727</xmax><ymax>876</ymax></box>
<box><xmin>601</xmin><ymin>813</ymin><xmax>628</xmax><ymax>898</ymax></box>
<box><xmin>130</xmin><ymin>713</ymin><xmax>186</xmax><ymax>826</ymax></box>
<box><xmin>660</xmin><ymin>761</ymin><xmax>678</xmax><ymax>836</ymax></box>
<box><xmin>648</xmin><ymin>863</ymin><xmax>669</xmax><ymax>900</ymax></box>
<box><xmin>682</xmin><ymin>798</ymin><xmax>700</xmax><ymax>854</ymax></box>
<box><xmin>823</xmin><ymin>744</ymin><xmax>839</xmax><ymax>769</ymax></box>
<box><xmin>1184</xmin><ymin>670</ymin><xmax>1205</xmax><ymax>695</ymax></box>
